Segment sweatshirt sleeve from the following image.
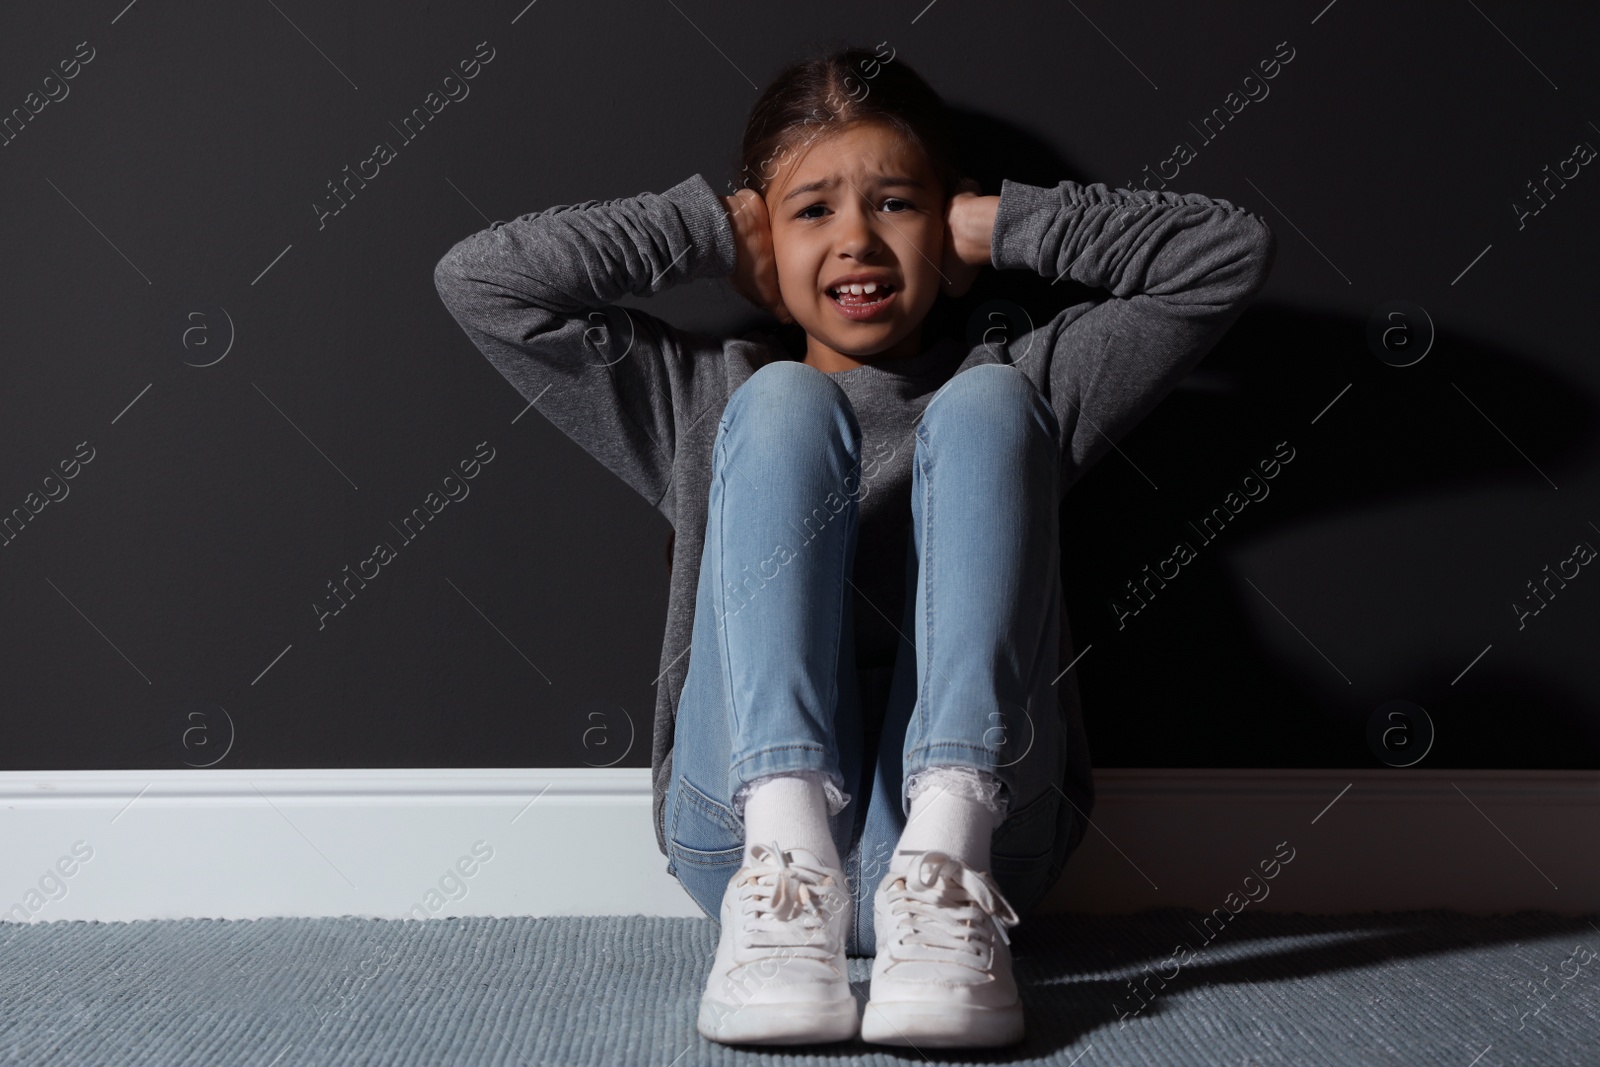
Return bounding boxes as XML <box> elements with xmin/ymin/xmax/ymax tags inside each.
<box><xmin>988</xmin><ymin>179</ymin><xmax>1276</xmax><ymax>495</ymax></box>
<box><xmin>432</xmin><ymin>173</ymin><xmax>739</xmax><ymax>514</ymax></box>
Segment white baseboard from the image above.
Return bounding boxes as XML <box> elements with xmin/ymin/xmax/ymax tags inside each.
<box><xmin>1048</xmin><ymin>769</ymin><xmax>1600</xmax><ymax>916</ymax></box>
<box><xmin>0</xmin><ymin>768</ymin><xmax>693</xmax><ymax>926</ymax></box>
<box><xmin>3</xmin><ymin>768</ymin><xmax>1596</xmax><ymax>925</ymax></box>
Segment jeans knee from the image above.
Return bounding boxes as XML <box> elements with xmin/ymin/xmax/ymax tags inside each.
<box><xmin>721</xmin><ymin>359</ymin><xmax>861</xmax><ymax>459</ymax></box>
<box><xmin>921</xmin><ymin>363</ymin><xmax>1059</xmax><ymax>447</ymax></box>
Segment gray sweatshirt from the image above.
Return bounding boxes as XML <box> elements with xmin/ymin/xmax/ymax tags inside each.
<box><xmin>432</xmin><ymin>172</ymin><xmax>1276</xmax><ymax>859</ymax></box>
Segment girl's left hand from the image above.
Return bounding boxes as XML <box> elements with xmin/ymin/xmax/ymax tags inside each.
<box><xmin>941</xmin><ymin>179</ymin><xmax>999</xmax><ymax>298</ymax></box>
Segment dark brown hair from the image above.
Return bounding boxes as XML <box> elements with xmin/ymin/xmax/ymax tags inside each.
<box><xmin>733</xmin><ymin>44</ymin><xmax>968</xmax><ymax>201</ymax></box>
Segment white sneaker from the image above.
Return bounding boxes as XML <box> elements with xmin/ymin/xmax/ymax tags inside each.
<box><xmin>696</xmin><ymin>841</ymin><xmax>858</xmax><ymax>1045</ymax></box>
<box><xmin>861</xmin><ymin>848</ymin><xmax>1025</xmax><ymax>1048</ymax></box>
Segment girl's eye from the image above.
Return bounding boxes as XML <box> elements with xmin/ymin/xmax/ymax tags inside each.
<box><xmin>797</xmin><ymin>198</ymin><xmax>914</xmax><ymax>220</ymax></box>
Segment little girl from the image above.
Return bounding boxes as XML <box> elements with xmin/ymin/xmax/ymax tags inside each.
<box><xmin>434</xmin><ymin>44</ymin><xmax>1274</xmax><ymax>1050</ymax></box>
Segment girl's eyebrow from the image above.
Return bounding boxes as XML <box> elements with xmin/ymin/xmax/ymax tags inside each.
<box><xmin>780</xmin><ymin>175</ymin><xmax>926</xmax><ymax>204</ymax></box>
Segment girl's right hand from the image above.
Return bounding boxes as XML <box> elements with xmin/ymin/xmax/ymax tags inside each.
<box><xmin>722</xmin><ymin>189</ymin><xmax>795</xmax><ymax>324</ymax></box>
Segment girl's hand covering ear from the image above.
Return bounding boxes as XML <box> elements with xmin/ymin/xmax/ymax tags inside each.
<box><xmin>722</xmin><ymin>189</ymin><xmax>795</xmax><ymax>324</ymax></box>
<box><xmin>941</xmin><ymin>178</ymin><xmax>999</xmax><ymax>298</ymax></box>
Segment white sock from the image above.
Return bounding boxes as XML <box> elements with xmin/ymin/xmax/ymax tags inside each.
<box><xmin>891</xmin><ymin>765</ymin><xmax>1008</xmax><ymax>876</ymax></box>
<box><xmin>739</xmin><ymin>772</ymin><xmax>843</xmax><ymax>872</ymax></box>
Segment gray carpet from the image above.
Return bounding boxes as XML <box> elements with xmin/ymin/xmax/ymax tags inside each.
<box><xmin>3</xmin><ymin>911</ymin><xmax>1598</xmax><ymax>1065</ymax></box>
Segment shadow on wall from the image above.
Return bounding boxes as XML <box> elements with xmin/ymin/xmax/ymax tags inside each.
<box><xmin>1067</xmin><ymin>301</ymin><xmax>1596</xmax><ymax>771</ymax></box>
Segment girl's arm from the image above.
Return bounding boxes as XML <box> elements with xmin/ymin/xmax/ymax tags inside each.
<box><xmin>432</xmin><ymin>174</ymin><xmax>738</xmax><ymax>514</ymax></box>
<box><xmin>975</xmin><ymin>179</ymin><xmax>1276</xmax><ymax>495</ymax></box>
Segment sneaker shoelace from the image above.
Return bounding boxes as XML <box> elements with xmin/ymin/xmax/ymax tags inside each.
<box><xmin>882</xmin><ymin>849</ymin><xmax>1022</xmax><ymax>963</ymax></box>
<box><xmin>736</xmin><ymin>841</ymin><xmax>844</xmax><ymax>959</ymax></box>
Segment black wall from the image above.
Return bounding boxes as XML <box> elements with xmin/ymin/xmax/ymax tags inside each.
<box><xmin>2</xmin><ymin>1</ymin><xmax>1595</xmax><ymax>773</ymax></box>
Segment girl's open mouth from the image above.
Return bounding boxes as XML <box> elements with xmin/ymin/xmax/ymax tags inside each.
<box><xmin>826</xmin><ymin>282</ymin><xmax>897</xmax><ymax>321</ymax></box>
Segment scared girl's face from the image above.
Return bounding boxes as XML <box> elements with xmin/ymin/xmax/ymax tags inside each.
<box><xmin>762</xmin><ymin>120</ymin><xmax>946</xmax><ymax>368</ymax></box>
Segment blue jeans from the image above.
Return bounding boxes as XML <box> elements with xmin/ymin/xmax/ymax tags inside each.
<box><xmin>664</xmin><ymin>360</ymin><xmax>1079</xmax><ymax>956</ymax></box>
